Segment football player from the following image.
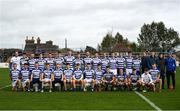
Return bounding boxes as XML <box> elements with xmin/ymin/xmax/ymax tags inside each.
<box><xmin>63</xmin><ymin>63</ymin><xmax>73</xmax><ymax>91</ymax></box>
<box><xmin>149</xmin><ymin>64</ymin><xmax>162</xmax><ymax>92</ymax></box>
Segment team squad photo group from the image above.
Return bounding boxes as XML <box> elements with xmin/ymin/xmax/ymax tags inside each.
<box><xmin>10</xmin><ymin>50</ymin><xmax>177</xmax><ymax>93</ymax></box>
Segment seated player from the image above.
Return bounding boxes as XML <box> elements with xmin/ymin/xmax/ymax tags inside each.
<box><xmin>52</xmin><ymin>63</ymin><xmax>64</xmax><ymax>91</ymax></box>
<box><xmin>10</xmin><ymin>63</ymin><xmax>21</xmax><ymax>91</ymax></box>
<box><xmin>125</xmin><ymin>74</ymin><xmax>131</xmax><ymax>90</ymax></box>
<box><xmin>83</xmin><ymin>63</ymin><xmax>95</xmax><ymax>91</ymax></box>
<box><xmin>94</xmin><ymin>64</ymin><xmax>104</xmax><ymax>91</ymax></box>
<box><xmin>63</xmin><ymin>63</ymin><xmax>73</xmax><ymax>91</ymax></box>
<box><xmin>102</xmin><ymin>66</ymin><xmax>116</xmax><ymax>91</ymax></box>
<box><xmin>130</xmin><ymin>68</ymin><xmax>141</xmax><ymax>91</ymax></box>
<box><xmin>72</xmin><ymin>63</ymin><xmax>84</xmax><ymax>91</ymax></box>
<box><xmin>116</xmin><ymin>69</ymin><xmax>126</xmax><ymax>90</ymax></box>
<box><xmin>30</xmin><ymin>62</ymin><xmax>42</xmax><ymax>92</ymax></box>
<box><xmin>20</xmin><ymin>63</ymin><xmax>30</xmax><ymax>92</ymax></box>
<box><xmin>141</xmin><ymin>68</ymin><xmax>154</xmax><ymax>92</ymax></box>
<box><xmin>149</xmin><ymin>64</ymin><xmax>162</xmax><ymax>92</ymax></box>
<box><xmin>41</xmin><ymin>63</ymin><xmax>53</xmax><ymax>92</ymax></box>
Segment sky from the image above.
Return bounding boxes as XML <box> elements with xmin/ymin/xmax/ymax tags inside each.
<box><xmin>0</xmin><ymin>0</ymin><xmax>180</xmax><ymax>50</ymax></box>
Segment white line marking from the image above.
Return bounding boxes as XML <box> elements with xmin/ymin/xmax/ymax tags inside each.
<box><xmin>134</xmin><ymin>91</ymin><xmax>162</xmax><ymax>111</ymax></box>
<box><xmin>0</xmin><ymin>84</ymin><xmax>11</xmax><ymax>90</ymax></box>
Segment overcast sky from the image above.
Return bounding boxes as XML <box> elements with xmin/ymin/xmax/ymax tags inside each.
<box><xmin>0</xmin><ymin>0</ymin><xmax>180</xmax><ymax>50</ymax></box>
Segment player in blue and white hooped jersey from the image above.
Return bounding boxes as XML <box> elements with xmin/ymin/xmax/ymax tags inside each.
<box><xmin>54</xmin><ymin>52</ymin><xmax>64</xmax><ymax>69</ymax></box>
<box><xmin>149</xmin><ymin>64</ymin><xmax>162</xmax><ymax>92</ymax></box>
<box><xmin>20</xmin><ymin>63</ymin><xmax>31</xmax><ymax>92</ymax></box>
<box><xmin>38</xmin><ymin>53</ymin><xmax>46</xmax><ymax>71</ymax></box>
<box><xmin>20</xmin><ymin>52</ymin><xmax>29</xmax><ymax>70</ymax></box>
<box><xmin>28</xmin><ymin>53</ymin><xmax>37</xmax><ymax>72</ymax></box>
<box><xmin>83</xmin><ymin>63</ymin><xmax>95</xmax><ymax>91</ymax></box>
<box><xmin>72</xmin><ymin>63</ymin><xmax>84</xmax><ymax>90</ymax></box>
<box><xmin>10</xmin><ymin>63</ymin><xmax>21</xmax><ymax>91</ymax></box>
<box><xmin>92</xmin><ymin>53</ymin><xmax>101</xmax><ymax>70</ymax></box>
<box><xmin>30</xmin><ymin>62</ymin><xmax>42</xmax><ymax>92</ymax></box>
<box><xmin>109</xmin><ymin>53</ymin><xmax>117</xmax><ymax>75</ymax></box>
<box><xmin>63</xmin><ymin>63</ymin><xmax>74</xmax><ymax>91</ymax></box>
<box><xmin>133</xmin><ymin>55</ymin><xmax>141</xmax><ymax>75</ymax></box>
<box><xmin>94</xmin><ymin>64</ymin><xmax>104</xmax><ymax>91</ymax></box>
<box><xmin>73</xmin><ymin>52</ymin><xmax>84</xmax><ymax>70</ymax></box>
<box><xmin>125</xmin><ymin>52</ymin><xmax>133</xmax><ymax>75</ymax></box>
<box><xmin>64</xmin><ymin>50</ymin><xmax>75</xmax><ymax>70</ymax></box>
<box><xmin>52</xmin><ymin>63</ymin><xmax>64</xmax><ymax>90</ymax></box>
<box><xmin>116</xmin><ymin>69</ymin><xmax>126</xmax><ymax>90</ymax></box>
<box><xmin>130</xmin><ymin>68</ymin><xmax>141</xmax><ymax>91</ymax></box>
<box><xmin>103</xmin><ymin>66</ymin><xmax>116</xmax><ymax>91</ymax></box>
<box><xmin>101</xmin><ymin>53</ymin><xmax>109</xmax><ymax>72</ymax></box>
<box><xmin>83</xmin><ymin>51</ymin><xmax>93</xmax><ymax>69</ymax></box>
<box><xmin>45</xmin><ymin>53</ymin><xmax>55</xmax><ymax>70</ymax></box>
<box><xmin>116</xmin><ymin>52</ymin><xmax>125</xmax><ymax>74</ymax></box>
<box><xmin>41</xmin><ymin>63</ymin><xmax>53</xmax><ymax>92</ymax></box>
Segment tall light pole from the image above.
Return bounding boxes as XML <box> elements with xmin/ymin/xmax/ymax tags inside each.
<box><xmin>65</xmin><ymin>38</ymin><xmax>67</xmax><ymax>49</ymax></box>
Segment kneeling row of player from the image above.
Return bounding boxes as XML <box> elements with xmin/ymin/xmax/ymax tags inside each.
<box><xmin>11</xmin><ymin>62</ymin><xmax>162</xmax><ymax>92</ymax></box>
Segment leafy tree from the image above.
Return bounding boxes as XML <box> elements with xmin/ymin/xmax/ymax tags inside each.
<box><xmin>138</xmin><ymin>21</ymin><xmax>180</xmax><ymax>51</ymax></box>
<box><xmin>85</xmin><ymin>46</ymin><xmax>97</xmax><ymax>54</ymax></box>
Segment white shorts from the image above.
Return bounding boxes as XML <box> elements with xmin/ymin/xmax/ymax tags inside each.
<box><xmin>110</xmin><ymin>69</ymin><xmax>117</xmax><ymax>75</ymax></box>
<box><xmin>126</xmin><ymin>68</ymin><xmax>132</xmax><ymax>75</ymax></box>
<box><xmin>84</xmin><ymin>79</ymin><xmax>93</xmax><ymax>83</ymax></box>
<box><xmin>12</xmin><ymin>80</ymin><xmax>19</xmax><ymax>87</ymax></box>
<box><xmin>22</xmin><ymin>79</ymin><xmax>30</xmax><ymax>87</ymax></box>
<box><xmin>43</xmin><ymin>78</ymin><xmax>51</xmax><ymax>82</ymax></box>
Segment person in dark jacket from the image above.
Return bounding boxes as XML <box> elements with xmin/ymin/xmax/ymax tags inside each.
<box><xmin>141</xmin><ymin>52</ymin><xmax>149</xmax><ymax>73</ymax></box>
<box><xmin>165</xmin><ymin>52</ymin><xmax>176</xmax><ymax>89</ymax></box>
<box><xmin>157</xmin><ymin>53</ymin><xmax>166</xmax><ymax>89</ymax></box>
<box><xmin>148</xmin><ymin>51</ymin><xmax>158</xmax><ymax>69</ymax></box>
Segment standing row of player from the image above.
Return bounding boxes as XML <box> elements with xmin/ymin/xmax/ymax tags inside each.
<box><xmin>11</xmin><ymin>51</ymin><xmax>141</xmax><ymax>75</ymax></box>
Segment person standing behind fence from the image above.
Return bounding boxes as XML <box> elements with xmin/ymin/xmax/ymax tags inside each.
<box><xmin>165</xmin><ymin>52</ymin><xmax>176</xmax><ymax>90</ymax></box>
<box><xmin>157</xmin><ymin>53</ymin><xmax>166</xmax><ymax>89</ymax></box>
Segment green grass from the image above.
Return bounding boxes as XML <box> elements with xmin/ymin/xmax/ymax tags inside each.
<box><xmin>0</xmin><ymin>68</ymin><xmax>180</xmax><ymax>110</ymax></box>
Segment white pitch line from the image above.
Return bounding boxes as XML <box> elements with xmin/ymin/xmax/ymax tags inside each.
<box><xmin>0</xmin><ymin>84</ymin><xmax>11</xmax><ymax>90</ymax></box>
<box><xmin>134</xmin><ymin>91</ymin><xmax>162</xmax><ymax>111</ymax></box>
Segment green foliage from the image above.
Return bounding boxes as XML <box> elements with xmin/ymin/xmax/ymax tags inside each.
<box><xmin>138</xmin><ymin>21</ymin><xmax>180</xmax><ymax>51</ymax></box>
<box><xmin>85</xmin><ymin>46</ymin><xmax>97</xmax><ymax>54</ymax></box>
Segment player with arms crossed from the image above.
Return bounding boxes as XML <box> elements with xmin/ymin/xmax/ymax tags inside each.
<box><xmin>130</xmin><ymin>68</ymin><xmax>141</xmax><ymax>91</ymax></box>
<box><xmin>72</xmin><ymin>63</ymin><xmax>84</xmax><ymax>91</ymax></box>
<box><xmin>94</xmin><ymin>64</ymin><xmax>104</xmax><ymax>92</ymax></box>
<box><xmin>103</xmin><ymin>66</ymin><xmax>116</xmax><ymax>91</ymax></box>
<box><xmin>41</xmin><ymin>63</ymin><xmax>53</xmax><ymax>92</ymax></box>
<box><xmin>101</xmin><ymin>53</ymin><xmax>109</xmax><ymax>72</ymax></box>
<box><xmin>63</xmin><ymin>63</ymin><xmax>74</xmax><ymax>91</ymax></box>
<box><xmin>149</xmin><ymin>64</ymin><xmax>162</xmax><ymax>92</ymax></box>
<box><xmin>30</xmin><ymin>62</ymin><xmax>42</xmax><ymax>92</ymax></box>
<box><xmin>52</xmin><ymin>63</ymin><xmax>64</xmax><ymax>91</ymax></box>
<box><xmin>92</xmin><ymin>52</ymin><xmax>101</xmax><ymax>70</ymax></box>
<box><xmin>64</xmin><ymin>50</ymin><xmax>75</xmax><ymax>70</ymax></box>
<box><xmin>83</xmin><ymin>63</ymin><xmax>95</xmax><ymax>91</ymax></box>
<box><xmin>20</xmin><ymin>63</ymin><xmax>31</xmax><ymax>92</ymax></box>
<box><xmin>109</xmin><ymin>53</ymin><xmax>117</xmax><ymax>75</ymax></box>
<box><xmin>141</xmin><ymin>68</ymin><xmax>154</xmax><ymax>92</ymax></box>
<box><xmin>116</xmin><ymin>69</ymin><xmax>126</xmax><ymax>90</ymax></box>
<box><xmin>10</xmin><ymin>63</ymin><xmax>21</xmax><ymax>91</ymax></box>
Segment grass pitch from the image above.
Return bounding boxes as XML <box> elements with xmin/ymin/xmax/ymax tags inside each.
<box><xmin>0</xmin><ymin>68</ymin><xmax>180</xmax><ymax>110</ymax></box>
